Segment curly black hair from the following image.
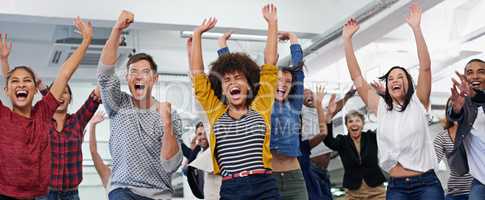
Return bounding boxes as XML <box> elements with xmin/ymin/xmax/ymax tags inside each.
<box><xmin>208</xmin><ymin>53</ymin><xmax>261</xmax><ymax>106</ymax></box>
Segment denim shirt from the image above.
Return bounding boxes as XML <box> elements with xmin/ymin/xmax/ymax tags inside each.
<box><xmin>217</xmin><ymin>44</ymin><xmax>305</xmax><ymax>157</ymax></box>
<box><xmin>447</xmin><ymin>90</ymin><xmax>485</xmax><ymax>175</ymax></box>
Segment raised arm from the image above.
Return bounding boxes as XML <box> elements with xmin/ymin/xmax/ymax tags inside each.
<box><xmin>263</xmin><ymin>4</ymin><xmax>278</xmax><ymax>65</ymax></box>
<box><xmin>407</xmin><ymin>4</ymin><xmax>431</xmax><ymax>108</ymax></box>
<box><xmin>448</xmin><ymin>71</ymin><xmax>472</xmax><ymax>121</ymax></box>
<box><xmin>308</xmin><ymin>86</ymin><xmax>329</xmax><ymax>148</ymax></box>
<box><xmin>280</xmin><ymin>32</ymin><xmax>305</xmax><ymax>110</ymax></box>
<box><xmin>0</xmin><ymin>33</ymin><xmax>12</xmax><ymax>77</ymax></box>
<box><xmin>333</xmin><ymin>88</ymin><xmax>356</xmax><ymax>118</ymax></box>
<box><xmin>217</xmin><ymin>32</ymin><xmax>232</xmax><ymax>56</ymax></box>
<box><xmin>88</xmin><ymin>111</ymin><xmax>112</xmax><ymax>189</ymax></box>
<box><xmin>100</xmin><ymin>10</ymin><xmax>134</xmax><ymax>67</ymax></box>
<box><xmin>190</xmin><ymin>17</ymin><xmax>217</xmax><ymax>76</ymax></box>
<box><xmin>73</xmin><ymin>86</ymin><xmax>102</xmax><ymax>132</ymax></box>
<box><xmin>50</xmin><ymin>17</ymin><xmax>92</xmax><ymax>100</ymax></box>
<box><xmin>342</xmin><ymin>18</ymin><xmax>379</xmax><ymax>113</ymax></box>
<box><xmin>159</xmin><ymin>102</ymin><xmax>179</xmax><ymax>160</ymax></box>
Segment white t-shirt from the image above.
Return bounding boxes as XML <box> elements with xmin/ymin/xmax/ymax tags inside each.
<box><xmin>465</xmin><ymin>106</ymin><xmax>485</xmax><ymax>183</ymax></box>
<box><xmin>377</xmin><ymin>93</ymin><xmax>438</xmax><ymax>173</ymax></box>
<box><xmin>301</xmin><ymin>106</ymin><xmax>332</xmax><ymax>157</ymax></box>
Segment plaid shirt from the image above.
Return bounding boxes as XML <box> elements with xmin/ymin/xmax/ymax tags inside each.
<box><xmin>43</xmin><ymin>90</ymin><xmax>100</xmax><ymax>191</ymax></box>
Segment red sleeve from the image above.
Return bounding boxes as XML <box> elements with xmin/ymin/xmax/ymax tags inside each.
<box><xmin>71</xmin><ymin>90</ymin><xmax>101</xmax><ymax>135</ymax></box>
<box><xmin>34</xmin><ymin>91</ymin><xmax>62</xmax><ymax>121</ymax></box>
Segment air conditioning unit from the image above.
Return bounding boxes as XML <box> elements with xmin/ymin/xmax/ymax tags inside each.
<box><xmin>49</xmin><ymin>42</ymin><xmax>134</xmax><ymax>68</ymax></box>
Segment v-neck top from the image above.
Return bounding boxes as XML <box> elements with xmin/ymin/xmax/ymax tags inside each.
<box><xmin>323</xmin><ymin>122</ymin><xmax>386</xmax><ymax>190</ymax></box>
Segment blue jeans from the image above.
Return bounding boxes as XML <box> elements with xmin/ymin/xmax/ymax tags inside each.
<box><xmin>469</xmin><ymin>179</ymin><xmax>485</xmax><ymax>200</ymax></box>
<box><xmin>35</xmin><ymin>190</ymin><xmax>80</xmax><ymax>200</ymax></box>
<box><xmin>386</xmin><ymin>170</ymin><xmax>444</xmax><ymax>200</ymax></box>
<box><xmin>108</xmin><ymin>188</ymin><xmax>153</xmax><ymax>200</ymax></box>
<box><xmin>446</xmin><ymin>193</ymin><xmax>469</xmax><ymax>200</ymax></box>
<box><xmin>220</xmin><ymin>174</ymin><xmax>280</xmax><ymax>200</ymax></box>
<box><xmin>311</xmin><ymin>164</ymin><xmax>333</xmax><ymax>200</ymax></box>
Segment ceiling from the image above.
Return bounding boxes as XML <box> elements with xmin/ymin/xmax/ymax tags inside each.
<box><xmin>1</xmin><ymin>0</ymin><xmax>483</xmax><ymax>99</ymax></box>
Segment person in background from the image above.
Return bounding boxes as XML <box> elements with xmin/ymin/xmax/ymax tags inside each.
<box><xmin>448</xmin><ymin>59</ymin><xmax>485</xmax><ymax>200</ymax></box>
<box><xmin>434</xmin><ymin>98</ymin><xmax>473</xmax><ymax>200</ymax></box>
<box><xmin>88</xmin><ymin>111</ymin><xmax>112</xmax><ymax>194</ymax></box>
<box><xmin>300</xmin><ymin>87</ymin><xmax>356</xmax><ymax>200</ymax></box>
<box><xmin>98</xmin><ymin>10</ymin><xmax>183</xmax><ymax>200</ymax></box>
<box><xmin>324</xmin><ymin>109</ymin><xmax>387</xmax><ymax>200</ymax></box>
<box><xmin>180</xmin><ymin>121</ymin><xmax>209</xmax><ymax>199</ymax></box>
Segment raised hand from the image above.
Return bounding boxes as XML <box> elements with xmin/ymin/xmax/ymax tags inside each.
<box><xmin>193</xmin><ymin>17</ymin><xmax>217</xmax><ymax>34</ymax></box>
<box><xmin>218</xmin><ymin>32</ymin><xmax>232</xmax><ymax>48</ymax></box>
<box><xmin>114</xmin><ymin>10</ymin><xmax>134</xmax><ymax>31</ymax></box>
<box><xmin>370</xmin><ymin>80</ymin><xmax>386</xmax><ymax>95</ymax></box>
<box><xmin>74</xmin><ymin>17</ymin><xmax>93</xmax><ymax>41</ymax></box>
<box><xmin>159</xmin><ymin>102</ymin><xmax>172</xmax><ymax>121</ymax></box>
<box><xmin>342</xmin><ymin>18</ymin><xmax>359</xmax><ymax>40</ymax></box>
<box><xmin>315</xmin><ymin>85</ymin><xmax>325</xmax><ymax>108</ymax></box>
<box><xmin>278</xmin><ymin>32</ymin><xmax>298</xmax><ymax>44</ymax></box>
<box><xmin>453</xmin><ymin>71</ymin><xmax>475</xmax><ymax>97</ymax></box>
<box><xmin>90</xmin><ymin>111</ymin><xmax>106</xmax><ymax>125</ymax></box>
<box><xmin>406</xmin><ymin>3</ymin><xmax>422</xmax><ymax>30</ymax></box>
<box><xmin>0</xmin><ymin>33</ymin><xmax>12</xmax><ymax>61</ymax></box>
<box><xmin>262</xmin><ymin>3</ymin><xmax>277</xmax><ymax>24</ymax></box>
<box><xmin>327</xmin><ymin>94</ymin><xmax>337</xmax><ymax>120</ymax></box>
<box><xmin>93</xmin><ymin>85</ymin><xmax>102</xmax><ymax>102</ymax></box>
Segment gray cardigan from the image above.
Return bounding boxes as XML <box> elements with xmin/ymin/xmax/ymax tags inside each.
<box><xmin>447</xmin><ymin>90</ymin><xmax>485</xmax><ymax>175</ymax></box>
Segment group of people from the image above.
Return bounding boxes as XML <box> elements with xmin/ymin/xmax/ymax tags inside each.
<box><xmin>0</xmin><ymin>2</ymin><xmax>483</xmax><ymax>200</ymax></box>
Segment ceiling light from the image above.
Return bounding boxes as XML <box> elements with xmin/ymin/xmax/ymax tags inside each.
<box><xmin>180</xmin><ymin>31</ymin><xmax>267</xmax><ymax>42</ymax></box>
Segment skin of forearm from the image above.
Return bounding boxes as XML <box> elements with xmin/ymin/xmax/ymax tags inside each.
<box><xmin>190</xmin><ymin>32</ymin><xmax>204</xmax><ymax>75</ymax></box>
<box><xmin>161</xmin><ymin>121</ymin><xmax>179</xmax><ymax>160</ymax></box>
<box><xmin>51</xmin><ymin>38</ymin><xmax>90</xmax><ymax>99</ymax></box>
<box><xmin>264</xmin><ymin>21</ymin><xmax>278</xmax><ymax>65</ymax></box>
<box><xmin>101</xmin><ymin>28</ymin><xmax>122</xmax><ymax>66</ymax></box>
<box><xmin>1</xmin><ymin>59</ymin><xmax>9</xmax><ymax>77</ymax></box>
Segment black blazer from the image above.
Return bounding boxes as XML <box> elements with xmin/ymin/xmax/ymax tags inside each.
<box><xmin>323</xmin><ymin>122</ymin><xmax>386</xmax><ymax>190</ymax></box>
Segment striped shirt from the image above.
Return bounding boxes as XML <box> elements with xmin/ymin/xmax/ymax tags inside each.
<box><xmin>214</xmin><ymin>110</ymin><xmax>266</xmax><ymax>176</ymax></box>
<box><xmin>433</xmin><ymin>129</ymin><xmax>473</xmax><ymax>195</ymax></box>
<box><xmin>192</xmin><ymin>63</ymin><xmax>278</xmax><ymax>175</ymax></box>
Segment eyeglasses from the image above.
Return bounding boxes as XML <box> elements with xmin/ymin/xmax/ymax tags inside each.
<box><xmin>128</xmin><ymin>68</ymin><xmax>153</xmax><ymax>77</ymax></box>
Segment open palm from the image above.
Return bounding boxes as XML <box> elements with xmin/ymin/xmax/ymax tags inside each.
<box><xmin>0</xmin><ymin>33</ymin><xmax>12</xmax><ymax>59</ymax></box>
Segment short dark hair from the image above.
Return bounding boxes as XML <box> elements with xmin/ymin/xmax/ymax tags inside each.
<box><xmin>378</xmin><ymin>66</ymin><xmax>415</xmax><ymax>112</ymax></box>
<box><xmin>126</xmin><ymin>53</ymin><xmax>158</xmax><ymax>72</ymax></box>
<box><xmin>465</xmin><ymin>58</ymin><xmax>485</xmax><ymax>72</ymax></box>
<box><xmin>344</xmin><ymin>110</ymin><xmax>365</xmax><ymax>125</ymax></box>
<box><xmin>48</xmin><ymin>82</ymin><xmax>73</xmax><ymax>104</ymax></box>
<box><xmin>208</xmin><ymin>53</ymin><xmax>260</xmax><ymax>105</ymax></box>
<box><xmin>6</xmin><ymin>66</ymin><xmax>37</xmax><ymax>86</ymax></box>
<box><xmin>279</xmin><ymin>62</ymin><xmax>305</xmax><ymax>101</ymax></box>
<box><xmin>195</xmin><ymin>121</ymin><xmax>204</xmax><ymax>130</ymax></box>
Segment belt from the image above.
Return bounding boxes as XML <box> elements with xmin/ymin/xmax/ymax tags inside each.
<box><xmin>222</xmin><ymin>169</ymin><xmax>272</xmax><ymax>181</ymax></box>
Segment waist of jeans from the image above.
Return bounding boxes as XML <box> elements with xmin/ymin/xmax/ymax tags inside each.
<box><xmin>222</xmin><ymin>169</ymin><xmax>272</xmax><ymax>181</ymax></box>
<box><xmin>48</xmin><ymin>187</ymin><xmax>78</xmax><ymax>192</ymax></box>
<box><xmin>389</xmin><ymin>170</ymin><xmax>438</xmax><ymax>185</ymax></box>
